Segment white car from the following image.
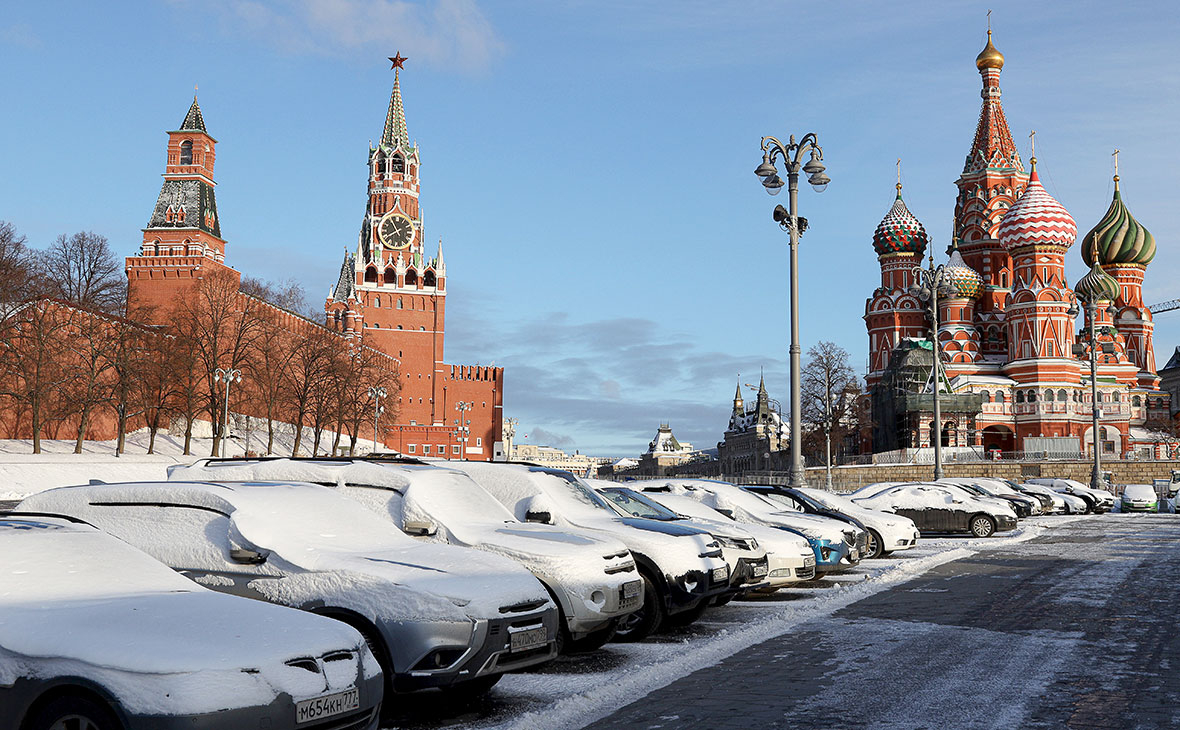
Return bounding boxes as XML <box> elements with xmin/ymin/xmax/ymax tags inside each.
<box><xmin>853</xmin><ymin>483</ymin><xmax>1018</xmax><ymax>537</ymax></box>
<box><xmin>443</xmin><ymin>462</ymin><xmax>731</xmax><ymax>641</ymax></box>
<box><xmin>172</xmin><ymin>458</ymin><xmax>642</xmax><ymax>654</ymax></box>
<box><xmin>592</xmin><ymin>483</ymin><xmax>770</xmax><ymax>596</ymax></box>
<box><xmin>1027</xmin><ymin>478</ymin><xmax>1115</xmax><ymax>513</ymax></box>
<box><xmin>0</xmin><ymin>515</ymin><xmax>383</xmax><ymax>730</ymax></box>
<box><xmin>1016</xmin><ymin>482</ymin><xmax>1085</xmax><ymax>514</ymax></box>
<box><xmin>19</xmin><ymin>480</ymin><xmax>558</xmax><ymax>698</ymax></box>
<box><xmin>794</xmin><ymin>487</ymin><xmax>920</xmax><ymax>557</ymax></box>
<box><xmin>640</xmin><ymin>479</ymin><xmax>862</xmax><ymax>574</ymax></box>
<box><xmin>636</xmin><ymin>490</ymin><xmax>817</xmax><ymax>588</ymax></box>
<box><xmin>938</xmin><ymin>478</ymin><xmax>1042</xmax><ymax>517</ymax></box>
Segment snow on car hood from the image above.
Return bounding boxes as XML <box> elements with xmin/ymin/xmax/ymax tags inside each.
<box><xmin>796</xmin><ymin>487</ymin><xmax>917</xmax><ymax>533</ymax></box>
<box><xmin>0</xmin><ymin>517</ymin><xmax>371</xmax><ymax>715</ymax></box>
<box><xmin>853</xmin><ymin>485</ymin><xmax>1018</xmax><ymax>519</ymax></box>
<box><xmin>649</xmin><ymin>481</ymin><xmax>846</xmax><ymax>542</ymax></box>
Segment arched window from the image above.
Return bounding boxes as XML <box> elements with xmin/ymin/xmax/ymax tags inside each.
<box><xmin>1016</xmin><ymin>391</ymin><xmax>1025</xmax><ymax>404</ymax></box>
<box><xmin>390</xmin><ymin>155</ymin><xmax>404</xmax><ymax>173</ymax></box>
<box><xmin>999</xmin><ymin>270</ymin><xmax>1008</xmax><ymax>287</ymax></box>
<box><xmin>1113</xmin><ymin>392</ymin><xmax>1121</xmax><ymax>402</ymax></box>
<box><xmin>373</xmin><ymin>296</ymin><xmax>381</xmax><ymax>308</ymax></box>
<box><xmin>1027</xmin><ymin>390</ymin><xmax>1037</xmax><ymax>403</ymax></box>
<box><xmin>1133</xmin><ymin>395</ymin><xmax>1142</xmax><ymax>407</ymax></box>
<box><xmin>405</xmin><ymin>269</ymin><xmax>418</xmax><ymax>287</ymax></box>
<box><xmin>981</xmin><ymin>390</ymin><xmax>991</xmax><ymax>403</ymax></box>
<box><xmin>1044</xmin><ymin>390</ymin><xmax>1054</xmax><ymax>402</ymax></box>
<box><xmin>419</xmin><ymin>326</ymin><xmax>425</xmax><ymax>331</ymax></box>
<box><xmin>384</xmin><ymin>268</ymin><xmax>396</xmax><ymax>285</ymax></box>
<box><xmin>180</xmin><ymin>140</ymin><xmax>193</xmax><ymax>165</ymax></box>
<box><xmin>1058</xmin><ymin>389</ymin><xmax>1067</xmax><ymax>402</ymax></box>
<box><xmin>996</xmin><ymin>392</ymin><xmax>1006</xmax><ymax>403</ymax></box>
<box><xmin>424</xmin><ymin>270</ymin><xmax>436</xmax><ymax>287</ymax></box>
<box><xmin>364</xmin><ymin>267</ymin><xmax>378</xmax><ymax>283</ymax></box>
<box><xmin>397</xmin><ymin>298</ymin><xmax>403</xmax><ymax>310</ymax></box>
<box><xmin>942</xmin><ymin>421</ymin><xmax>956</xmax><ymax>447</ymax></box>
<box><xmin>397</xmin><ymin>325</ymin><xmax>403</xmax><ymax>330</ymax></box>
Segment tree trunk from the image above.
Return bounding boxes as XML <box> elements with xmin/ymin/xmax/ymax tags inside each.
<box><xmin>266</xmin><ymin>418</ymin><xmax>275</xmax><ymax>455</ymax></box>
<box><xmin>74</xmin><ymin>405</ymin><xmax>91</xmax><ymax>454</ymax></box>
<box><xmin>292</xmin><ymin>419</ymin><xmax>304</xmax><ymax>457</ymax></box>
<box><xmin>31</xmin><ymin>399</ymin><xmax>42</xmax><ymax>454</ymax></box>
<box><xmin>147</xmin><ymin>422</ymin><xmax>158</xmax><ymax>454</ymax></box>
<box><xmin>115</xmin><ymin>405</ymin><xmax>128</xmax><ymax>455</ymax></box>
<box><xmin>183</xmin><ymin>416</ymin><xmax>193</xmax><ymax>455</ymax></box>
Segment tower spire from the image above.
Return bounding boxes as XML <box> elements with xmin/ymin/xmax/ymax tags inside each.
<box><xmin>382</xmin><ymin>54</ymin><xmax>410</xmax><ymax>149</ymax></box>
<box><xmin>965</xmin><ymin>26</ymin><xmax>1017</xmax><ymax>175</ymax></box>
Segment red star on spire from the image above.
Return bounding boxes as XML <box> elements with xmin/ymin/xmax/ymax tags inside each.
<box><xmin>388</xmin><ymin>53</ymin><xmax>408</xmax><ymax>70</ymax></box>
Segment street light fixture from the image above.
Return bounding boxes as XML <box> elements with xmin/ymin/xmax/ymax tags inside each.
<box><xmin>1068</xmin><ymin>294</ymin><xmax>1119</xmax><ymax>492</ymax></box>
<box><xmin>454</xmin><ymin>401</ymin><xmax>473</xmax><ymax>460</ymax></box>
<box><xmin>755</xmin><ymin>132</ymin><xmax>829</xmax><ymax>488</ymax></box>
<box><xmin>908</xmin><ymin>255</ymin><xmax>956</xmax><ymax>481</ymax></box>
<box><xmin>368</xmin><ymin>386</ymin><xmax>387</xmax><ymax>453</ymax></box>
<box><xmin>213</xmin><ymin>367</ymin><xmax>242</xmax><ymax>452</ymax></box>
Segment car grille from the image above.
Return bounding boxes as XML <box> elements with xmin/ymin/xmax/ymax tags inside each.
<box><xmin>795</xmin><ymin>565</ymin><xmax>816</xmax><ymax>580</ymax></box>
<box><xmin>300</xmin><ymin>706</ymin><xmax>378</xmax><ymax>730</ymax></box>
<box><xmin>499</xmin><ymin>600</ymin><xmax>548</xmax><ymax>614</ymax></box>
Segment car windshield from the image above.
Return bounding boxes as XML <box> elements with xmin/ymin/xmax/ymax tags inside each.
<box><xmin>601</xmin><ymin>488</ymin><xmax>679</xmax><ymax>521</ymax></box>
<box><xmin>797</xmin><ymin>488</ymin><xmax>857</xmax><ymax>511</ymax></box>
<box><xmin>535</xmin><ymin>470</ymin><xmax>619</xmax><ymax>519</ymax></box>
<box><xmin>399</xmin><ymin>467</ymin><xmax>519</xmax><ymax>528</ymax></box>
<box><xmin>753</xmin><ymin>491</ymin><xmax>805</xmax><ymax>512</ymax></box>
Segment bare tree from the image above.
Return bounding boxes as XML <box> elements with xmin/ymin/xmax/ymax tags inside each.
<box><xmin>336</xmin><ymin>345</ymin><xmax>399</xmax><ymax>455</ymax></box>
<box><xmin>801</xmin><ymin>341</ymin><xmax>858</xmax><ymax>470</ymax></box>
<box><xmin>40</xmin><ymin>232</ymin><xmax>126</xmax><ymax>313</ymax></box>
<box><xmin>282</xmin><ymin>327</ymin><xmax>337</xmax><ymax>456</ymax></box>
<box><xmin>247</xmin><ymin>312</ymin><xmax>294</xmax><ymax>455</ymax></box>
<box><xmin>0</xmin><ymin>221</ymin><xmax>43</xmax><ymax>320</ymax></box>
<box><xmin>0</xmin><ymin>301</ymin><xmax>76</xmax><ymax>453</ymax></box>
<box><xmin>240</xmin><ymin>276</ymin><xmax>317</xmax><ymax>320</ymax></box>
<box><xmin>135</xmin><ymin>325</ymin><xmax>183</xmax><ymax>454</ymax></box>
<box><xmin>173</xmin><ymin>269</ymin><xmax>263</xmax><ymax>456</ymax></box>
<box><xmin>65</xmin><ymin>310</ymin><xmax>118</xmax><ymax>453</ymax></box>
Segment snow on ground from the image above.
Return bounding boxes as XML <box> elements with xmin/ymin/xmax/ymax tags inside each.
<box><xmin>399</xmin><ymin>516</ymin><xmax>1089</xmax><ymax>730</ymax></box>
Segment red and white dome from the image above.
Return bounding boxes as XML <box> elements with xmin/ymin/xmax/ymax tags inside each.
<box><xmin>996</xmin><ymin>164</ymin><xmax>1077</xmax><ymax>250</ymax></box>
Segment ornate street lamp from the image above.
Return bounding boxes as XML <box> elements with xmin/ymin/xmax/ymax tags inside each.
<box><xmin>1069</xmin><ymin>259</ymin><xmax>1121</xmax><ymax>491</ymax></box>
<box><xmin>368</xmin><ymin>386</ymin><xmax>387</xmax><ymax>453</ymax></box>
<box><xmin>908</xmin><ymin>256</ymin><xmax>956</xmax><ymax>480</ymax></box>
<box><xmin>213</xmin><ymin>367</ymin><xmax>242</xmax><ymax>451</ymax></box>
<box><xmin>754</xmin><ymin>133</ymin><xmax>829</xmax><ymax>487</ymax></box>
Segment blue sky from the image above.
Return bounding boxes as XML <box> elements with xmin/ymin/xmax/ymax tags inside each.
<box><xmin>2</xmin><ymin>1</ymin><xmax>1178</xmax><ymax>456</ymax></box>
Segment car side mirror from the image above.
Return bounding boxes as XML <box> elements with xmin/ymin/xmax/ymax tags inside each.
<box><xmin>525</xmin><ymin>510</ymin><xmax>552</xmax><ymax>524</ymax></box>
<box><xmin>403</xmin><ymin>520</ymin><xmax>437</xmax><ymax>537</ymax></box>
<box><xmin>230</xmin><ymin>547</ymin><xmax>268</xmax><ymax>565</ymax></box>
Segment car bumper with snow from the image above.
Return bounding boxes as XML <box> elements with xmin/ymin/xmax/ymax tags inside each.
<box><xmin>1120</xmin><ymin>499</ymin><xmax>1158</xmax><ymax>512</ymax></box>
<box><xmin>561</xmin><ymin>577</ymin><xmax>644</xmax><ymax>638</ymax></box>
<box><xmin>664</xmin><ymin>564</ymin><xmax>732</xmax><ymax>615</ymax></box>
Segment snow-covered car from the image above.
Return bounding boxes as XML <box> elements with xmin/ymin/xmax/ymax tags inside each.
<box><xmin>593</xmin><ymin>484</ymin><xmax>770</xmax><ymax>596</ymax></box>
<box><xmin>993</xmin><ymin>479</ymin><xmax>1059</xmax><ymax>514</ymax></box>
<box><xmin>0</xmin><ymin>514</ymin><xmax>383</xmax><ymax>730</ymax></box>
<box><xmin>172</xmin><ymin>458</ymin><xmax>641</xmax><ymax>654</ymax></box>
<box><xmin>1015</xmin><ymin>481</ymin><xmax>1085</xmax><ymax>514</ymax></box>
<box><xmin>442</xmin><ymin>463</ymin><xmax>731</xmax><ymax>641</ymax></box>
<box><xmin>741</xmin><ymin>486</ymin><xmax>871</xmax><ymax>558</ymax></box>
<box><xmin>937</xmin><ymin>478</ymin><xmax>1041</xmax><ymax>517</ymax></box>
<box><xmin>640</xmin><ymin>479</ymin><xmax>860</xmax><ymax>573</ymax></box>
<box><xmin>1119</xmin><ymin>484</ymin><xmax>1159</xmax><ymax>513</ymax></box>
<box><xmin>791</xmin><ymin>487</ymin><xmax>921</xmax><ymax>558</ymax></box>
<box><xmin>852</xmin><ymin>483</ymin><xmax>1018</xmax><ymax>537</ymax></box>
<box><xmin>635</xmin><ymin>490</ymin><xmax>817</xmax><ymax>588</ymax></box>
<box><xmin>18</xmin><ymin>481</ymin><xmax>558</xmax><ymax>699</ymax></box>
<box><xmin>1026</xmin><ymin>478</ymin><xmax>1114</xmax><ymax>513</ymax></box>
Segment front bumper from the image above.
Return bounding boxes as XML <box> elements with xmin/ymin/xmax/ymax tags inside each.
<box><xmin>728</xmin><ymin>556</ymin><xmax>769</xmax><ymax>588</ymax></box>
<box><xmin>995</xmin><ymin>515</ymin><xmax>1018</xmax><ymax>532</ymax></box>
<box><xmin>563</xmin><ymin>578</ymin><xmax>644</xmax><ymax>637</ymax></box>
<box><xmin>665</xmin><ymin>565</ymin><xmax>731</xmax><ymax>615</ymax></box>
<box><xmin>390</xmin><ymin>607</ymin><xmax>559</xmax><ymax>692</ymax></box>
<box><xmin>886</xmin><ymin>529</ymin><xmax>921</xmax><ymax>551</ymax></box>
<box><xmin>1121</xmin><ymin>500</ymin><xmax>1158</xmax><ymax>512</ymax></box>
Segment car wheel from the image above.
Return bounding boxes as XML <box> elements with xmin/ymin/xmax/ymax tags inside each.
<box><xmin>612</xmin><ymin>572</ymin><xmax>663</xmax><ymax>642</ymax></box>
<box><xmin>560</xmin><ymin>619</ymin><xmax>618</xmax><ymax>654</ymax></box>
<box><xmin>865</xmin><ymin>529</ymin><xmax>885</xmax><ymax>559</ymax></box>
<box><xmin>969</xmin><ymin>514</ymin><xmax>996</xmax><ymax>538</ymax></box>
<box><xmin>27</xmin><ymin>695</ymin><xmax>122</xmax><ymax>730</ymax></box>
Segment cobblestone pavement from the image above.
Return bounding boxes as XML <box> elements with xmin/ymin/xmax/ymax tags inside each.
<box><xmin>592</xmin><ymin>514</ymin><xmax>1180</xmax><ymax>730</ymax></box>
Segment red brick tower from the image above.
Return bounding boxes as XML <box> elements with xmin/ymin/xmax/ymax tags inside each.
<box><xmin>864</xmin><ymin>183</ymin><xmax>929</xmax><ymax>389</ymax></box>
<box><xmin>326</xmin><ymin>56</ymin><xmax>448</xmax><ymax>427</ymax></box>
<box><xmin>127</xmin><ymin>95</ymin><xmax>238</xmax><ymax>315</ymax></box>
<box><xmin>953</xmin><ymin>30</ymin><xmax>1029</xmax><ymax>356</ymax></box>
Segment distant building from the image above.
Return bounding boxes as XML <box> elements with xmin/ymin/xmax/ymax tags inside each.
<box><xmin>717</xmin><ymin>376</ymin><xmax>790</xmax><ymax>474</ymax></box>
<box><xmin>637</xmin><ymin>424</ymin><xmax>698</xmax><ymax>476</ymax></box>
<box><xmin>511</xmin><ymin>442</ymin><xmax>597</xmax><ymax>476</ymax></box>
<box><xmin>1160</xmin><ymin>348</ymin><xmax>1180</xmax><ymax>418</ymax></box>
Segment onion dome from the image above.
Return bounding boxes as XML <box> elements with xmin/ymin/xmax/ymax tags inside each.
<box><xmin>996</xmin><ymin>160</ymin><xmax>1077</xmax><ymax>250</ymax></box>
<box><xmin>1074</xmin><ymin>259</ymin><xmax>1120</xmax><ymax>303</ymax></box>
<box><xmin>943</xmin><ymin>240</ymin><xmax>984</xmax><ymax>299</ymax></box>
<box><xmin>872</xmin><ymin>184</ymin><xmax>929</xmax><ymax>257</ymax></box>
<box><xmin>976</xmin><ymin>29</ymin><xmax>1005</xmax><ymax>70</ymax></box>
<box><xmin>1081</xmin><ymin>177</ymin><xmax>1155</xmax><ymax>267</ymax></box>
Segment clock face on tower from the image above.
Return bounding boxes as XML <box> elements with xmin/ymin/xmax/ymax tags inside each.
<box><xmin>378</xmin><ymin>212</ymin><xmax>415</xmax><ymax>250</ymax></box>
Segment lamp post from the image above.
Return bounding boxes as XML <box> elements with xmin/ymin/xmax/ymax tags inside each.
<box><xmin>368</xmin><ymin>386</ymin><xmax>386</xmax><ymax>454</ymax></box>
<box><xmin>213</xmin><ymin>367</ymin><xmax>242</xmax><ymax>453</ymax></box>
<box><xmin>754</xmin><ymin>133</ymin><xmax>830</xmax><ymax>487</ymax></box>
<box><xmin>908</xmin><ymin>256</ymin><xmax>955</xmax><ymax>481</ymax></box>
<box><xmin>1068</xmin><ymin>296</ymin><xmax>1118</xmax><ymax>491</ymax></box>
<box><xmin>454</xmin><ymin>401</ymin><xmax>473</xmax><ymax>460</ymax></box>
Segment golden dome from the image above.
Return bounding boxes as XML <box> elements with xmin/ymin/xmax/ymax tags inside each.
<box><xmin>976</xmin><ymin>30</ymin><xmax>1005</xmax><ymax>70</ymax></box>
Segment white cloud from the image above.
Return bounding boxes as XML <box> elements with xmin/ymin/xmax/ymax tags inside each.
<box><xmin>211</xmin><ymin>0</ymin><xmax>505</xmax><ymax>71</ymax></box>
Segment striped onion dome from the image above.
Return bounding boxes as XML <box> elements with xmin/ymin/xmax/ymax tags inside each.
<box><xmin>943</xmin><ymin>240</ymin><xmax>984</xmax><ymax>299</ymax></box>
<box><xmin>1081</xmin><ymin>178</ymin><xmax>1155</xmax><ymax>267</ymax></box>
<box><xmin>872</xmin><ymin>184</ymin><xmax>929</xmax><ymax>257</ymax></box>
<box><xmin>1074</xmin><ymin>259</ymin><xmax>1120</xmax><ymax>303</ymax></box>
<box><xmin>996</xmin><ymin>161</ymin><xmax>1077</xmax><ymax>250</ymax></box>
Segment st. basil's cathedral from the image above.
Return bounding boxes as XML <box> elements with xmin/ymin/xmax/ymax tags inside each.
<box><xmin>865</xmin><ymin>31</ymin><xmax>1171</xmax><ymax>460</ymax></box>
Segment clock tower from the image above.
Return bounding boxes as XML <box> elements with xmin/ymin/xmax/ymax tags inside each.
<box><xmin>327</xmin><ymin>55</ymin><xmax>448</xmax><ymax>428</ymax></box>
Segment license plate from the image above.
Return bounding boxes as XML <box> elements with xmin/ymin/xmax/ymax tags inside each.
<box><xmin>753</xmin><ymin>563</ymin><xmax>768</xmax><ymax>578</ymax></box>
<box><xmin>622</xmin><ymin>580</ymin><xmax>642</xmax><ymax>599</ymax></box>
<box><xmin>296</xmin><ymin>688</ymin><xmax>359</xmax><ymax>724</ymax></box>
<box><xmin>509</xmin><ymin>626</ymin><xmax>548</xmax><ymax>653</ymax></box>
<box><xmin>712</xmin><ymin>566</ymin><xmax>728</xmax><ymax>582</ymax></box>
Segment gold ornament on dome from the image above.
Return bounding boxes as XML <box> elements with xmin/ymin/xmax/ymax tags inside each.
<box><xmin>976</xmin><ymin>29</ymin><xmax>1005</xmax><ymax>70</ymax></box>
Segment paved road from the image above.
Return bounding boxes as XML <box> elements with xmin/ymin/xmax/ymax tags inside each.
<box><xmin>593</xmin><ymin>514</ymin><xmax>1180</xmax><ymax>730</ymax></box>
